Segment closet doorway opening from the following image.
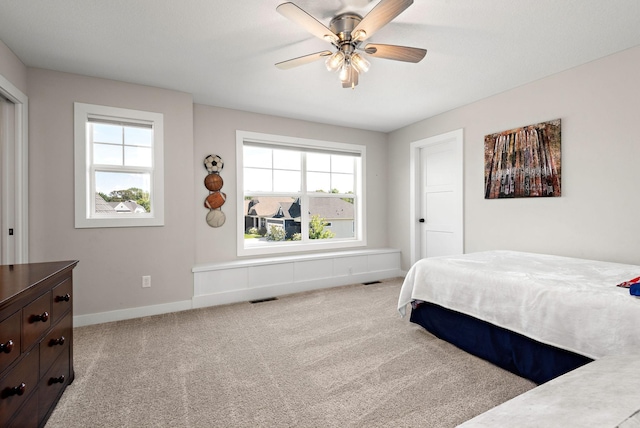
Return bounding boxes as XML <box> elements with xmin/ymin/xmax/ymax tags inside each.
<box><xmin>0</xmin><ymin>74</ymin><xmax>28</xmax><ymax>264</ymax></box>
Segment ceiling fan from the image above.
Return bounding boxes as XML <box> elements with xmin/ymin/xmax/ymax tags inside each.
<box><xmin>275</xmin><ymin>0</ymin><xmax>427</xmax><ymax>89</ymax></box>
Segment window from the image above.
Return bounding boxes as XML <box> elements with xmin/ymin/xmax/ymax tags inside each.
<box><xmin>74</xmin><ymin>103</ymin><xmax>164</xmax><ymax>228</ymax></box>
<box><xmin>237</xmin><ymin>131</ymin><xmax>365</xmax><ymax>256</ymax></box>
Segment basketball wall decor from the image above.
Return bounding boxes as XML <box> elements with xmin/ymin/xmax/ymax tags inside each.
<box><xmin>203</xmin><ymin>154</ymin><xmax>226</xmax><ymax>227</ymax></box>
<box><xmin>204</xmin><ymin>173</ymin><xmax>223</xmax><ymax>191</ymax></box>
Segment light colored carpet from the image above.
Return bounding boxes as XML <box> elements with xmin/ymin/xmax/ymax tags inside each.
<box><xmin>46</xmin><ymin>278</ymin><xmax>535</xmax><ymax>428</ymax></box>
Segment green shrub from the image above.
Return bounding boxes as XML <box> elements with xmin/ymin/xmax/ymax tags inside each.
<box><xmin>266</xmin><ymin>225</ymin><xmax>286</xmax><ymax>241</ymax></box>
<box><xmin>309</xmin><ymin>214</ymin><xmax>335</xmax><ymax>239</ymax></box>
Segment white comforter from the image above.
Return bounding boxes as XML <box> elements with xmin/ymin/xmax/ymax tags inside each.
<box><xmin>398</xmin><ymin>251</ymin><xmax>640</xmax><ymax>359</ymax></box>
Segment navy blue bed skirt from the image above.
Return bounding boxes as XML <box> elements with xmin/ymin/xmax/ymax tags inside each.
<box><xmin>410</xmin><ymin>302</ymin><xmax>592</xmax><ymax>384</ymax></box>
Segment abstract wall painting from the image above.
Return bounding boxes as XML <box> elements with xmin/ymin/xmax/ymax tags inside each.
<box><xmin>484</xmin><ymin>119</ymin><xmax>561</xmax><ymax>199</ymax></box>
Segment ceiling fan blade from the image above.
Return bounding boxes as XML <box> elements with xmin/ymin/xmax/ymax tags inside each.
<box><xmin>277</xmin><ymin>2</ymin><xmax>339</xmax><ymax>44</ymax></box>
<box><xmin>275</xmin><ymin>50</ymin><xmax>333</xmax><ymax>70</ymax></box>
<box><xmin>363</xmin><ymin>43</ymin><xmax>426</xmax><ymax>62</ymax></box>
<box><xmin>352</xmin><ymin>0</ymin><xmax>413</xmax><ymax>41</ymax></box>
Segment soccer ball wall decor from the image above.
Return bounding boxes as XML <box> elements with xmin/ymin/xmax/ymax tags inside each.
<box><xmin>203</xmin><ymin>154</ymin><xmax>226</xmax><ymax>228</ymax></box>
<box><xmin>204</xmin><ymin>154</ymin><xmax>224</xmax><ymax>173</ymax></box>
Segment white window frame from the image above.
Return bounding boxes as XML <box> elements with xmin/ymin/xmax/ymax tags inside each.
<box><xmin>236</xmin><ymin>130</ymin><xmax>366</xmax><ymax>257</ymax></box>
<box><xmin>74</xmin><ymin>102</ymin><xmax>164</xmax><ymax>228</ymax></box>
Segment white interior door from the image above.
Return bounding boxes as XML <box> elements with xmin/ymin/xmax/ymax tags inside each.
<box><xmin>410</xmin><ymin>129</ymin><xmax>463</xmax><ymax>263</ymax></box>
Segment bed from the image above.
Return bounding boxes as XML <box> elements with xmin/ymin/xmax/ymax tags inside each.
<box><xmin>397</xmin><ymin>250</ymin><xmax>640</xmax><ymax>383</ymax></box>
<box><xmin>458</xmin><ymin>354</ymin><xmax>640</xmax><ymax>427</ymax></box>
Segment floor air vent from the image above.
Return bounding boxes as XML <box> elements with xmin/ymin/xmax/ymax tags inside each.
<box><xmin>250</xmin><ymin>297</ymin><xmax>278</xmax><ymax>304</ymax></box>
<box><xmin>362</xmin><ymin>281</ymin><xmax>382</xmax><ymax>285</ymax></box>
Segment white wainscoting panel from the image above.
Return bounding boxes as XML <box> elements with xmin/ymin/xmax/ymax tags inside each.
<box><xmin>192</xmin><ymin>248</ymin><xmax>401</xmax><ymax>309</ymax></box>
<box><xmin>193</xmin><ymin>267</ymin><xmax>248</xmax><ymax>296</ymax></box>
<box><xmin>369</xmin><ymin>252</ymin><xmax>401</xmax><ymax>272</ymax></box>
<box><xmin>294</xmin><ymin>259</ymin><xmax>334</xmax><ymax>282</ymax></box>
<box><xmin>333</xmin><ymin>255</ymin><xmax>369</xmax><ymax>277</ymax></box>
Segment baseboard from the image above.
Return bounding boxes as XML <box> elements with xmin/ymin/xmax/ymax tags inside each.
<box><xmin>74</xmin><ymin>299</ymin><xmax>193</xmax><ymax>327</ymax></box>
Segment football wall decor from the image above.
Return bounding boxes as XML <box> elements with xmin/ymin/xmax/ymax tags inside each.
<box><xmin>203</xmin><ymin>154</ymin><xmax>226</xmax><ymax>227</ymax></box>
<box><xmin>204</xmin><ymin>191</ymin><xmax>226</xmax><ymax>209</ymax></box>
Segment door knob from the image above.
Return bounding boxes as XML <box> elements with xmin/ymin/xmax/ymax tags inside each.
<box><xmin>419</xmin><ymin>218</ymin><xmax>425</xmax><ymax>223</ymax></box>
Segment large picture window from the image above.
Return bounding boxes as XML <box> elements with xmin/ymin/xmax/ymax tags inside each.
<box><xmin>236</xmin><ymin>131</ymin><xmax>365</xmax><ymax>256</ymax></box>
<box><xmin>74</xmin><ymin>103</ymin><xmax>164</xmax><ymax>228</ymax></box>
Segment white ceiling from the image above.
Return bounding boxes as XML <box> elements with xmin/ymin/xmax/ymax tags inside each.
<box><xmin>1</xmin><ymin>0</ymin><xmax>639</xmax><ymax>132</ymax></box>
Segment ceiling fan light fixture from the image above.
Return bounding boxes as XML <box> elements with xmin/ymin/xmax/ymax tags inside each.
<box><xmin>339</xmin><ymin>61</ymin><xmax>352</xmax><ymax>82</ymax></box>
<box><xmin>325</xmin><ymin>51</ymin><xmax>345</xmax><ymax>71</ymax></box>
<box><xmin>323</xmin><ymin>34</ymin><xmax>338</xmax><ymax>44</ymax></box>
<box><xmin>351</xmin><ymin>53</ymin><xmax>370</xmax><ymax>73</ymax></box>
<box><xmin>340</xmin><ymin>64</ymin><xmax>359</xmax><ymax>89</ymax></box>
<box><xmin>352</xmin><ymin>29</ymin><xmax>367</xmax><ymax>42</ymax></box>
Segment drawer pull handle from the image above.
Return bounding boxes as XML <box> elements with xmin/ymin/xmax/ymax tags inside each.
<box><xmin>6</xmin><ymin>382</ymin><xmax>26</xmax><ymax>397</ymax></box>
<box><xmin>0</xmin><ymin>339</ymin><xmax>13</xmax><ymax>353</ymax></box>
<box><xmin>49</xmin><ymin>375</ymin><xmax>65</xmax><ymax>385</ymax></box>
<box><xmin>55</xmin><ymin>293</ymin><xmax>71</xmax><ymax>302</ymax></box>
<box><xmin>31</xmin><ymin>311</ymin><xmax>49</xmax><ymax>323</ymax></box>
<box><xmin>50</xmin><ymin>336</ymin><xmax>65</xmax><ymax>346</ymax></box>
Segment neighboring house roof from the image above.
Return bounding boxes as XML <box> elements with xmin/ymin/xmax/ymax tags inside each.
<box><xmin>246</xmin><ymin>197</ymin><xmax>295</xmax><ymax>217</ymax></box>
<box><xmin>95</xmin><ymin>193</ymin><xmax>116</xmax><ymax>213</ymax></box>
<box><xmin>309</xmin><ymin>197</ymin><xmax>354</xmax><ymax>220</ymax></box>
<box><xmin>108</xmin><ymin>200</ymin><xmax>146</xmax><ymax>213</ymax></box>
<box><xmin>123</xmin><ymin>200</ymin><xmax>147</xmax><ymax>213</ymax></box>
<box><xmin>245</xmin><ymin>196</ymin><xmax>353</xmax><ymax>221</ymax></box>
<box><xmin>275</xmin><ymin>201</ymin><xmax>301</xmax><ymax>220</ymax></box>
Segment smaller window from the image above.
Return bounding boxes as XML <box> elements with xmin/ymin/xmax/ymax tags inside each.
<box><xmin>74</xmin><ymin>103</ymin><xmax>164</xmax><ymax>228</ymax></box>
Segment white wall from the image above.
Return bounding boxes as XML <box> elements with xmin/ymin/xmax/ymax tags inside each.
<box><xmin>193</xmin><ymin>104</ymin><xmax>389</xmax><ymax>265</ymax></box>
<box><xmin>389</xmin><ymin>46</ymin><xmax>640</xmax><ymax>270</ymax></box>
<box><xmin>27</xmin><ymin>68</ymin><xmax>196</xmax><ymax>317</ymax></box>
<box><xmin>21</xmin><ymin>78</ymin><xmax>390</xmax><ymax>319</ymax></box>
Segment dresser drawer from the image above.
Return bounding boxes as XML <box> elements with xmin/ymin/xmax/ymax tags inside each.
<box><xmin>6</xmin><ymin>387</ymin><xmax>38</xmax><ymax>428</ymax></box>
<box><xmin>40</xmin><ymin>312</ymin><xmax>71</xmax><ymax>378</ymax></box>
<box><xmin>22</xmin><ymin>291</ymin><xmax>51</xmax><ymax>352</ymax></box>
<box><xmin>0</xmin><ymin>350</ymin><xmax>38</xmax><ymax>427</ymax></box>
<box><xmin>51</xmin><ymin>277</ymin><xmax>72</xmax><ymax>324</ymax></box>
<box><xmin>0</xmin><ymin>311</ymin><xmax>21</xmax><ymax>375</ymax></box>
<box><xmin>39</xmin><ymin>346</ymin><xmax>70</xmax><ymax>422</ymax></box>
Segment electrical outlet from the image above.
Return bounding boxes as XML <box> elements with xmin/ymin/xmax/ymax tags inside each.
<box><xmin>142</xmin><ymin>275</ymin><xmax>151</xmax><ymax>288</ymax></box>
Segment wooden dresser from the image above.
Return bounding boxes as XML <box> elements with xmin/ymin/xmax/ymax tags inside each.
<box><xmin>0</xmin><ymin>261</ymin><xmax>78</xmax><ymax>428</ymax></box>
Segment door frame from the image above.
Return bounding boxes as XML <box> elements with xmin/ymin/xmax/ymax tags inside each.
<box><xmin>0</xmin><ymin>72</ymin><xmax>29</xmax><ymax>264</ymax></box>
<box><xmin>409</xmin><ymin>129</ymin><xmax>464</xmax><ymax>266</ymax></box>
